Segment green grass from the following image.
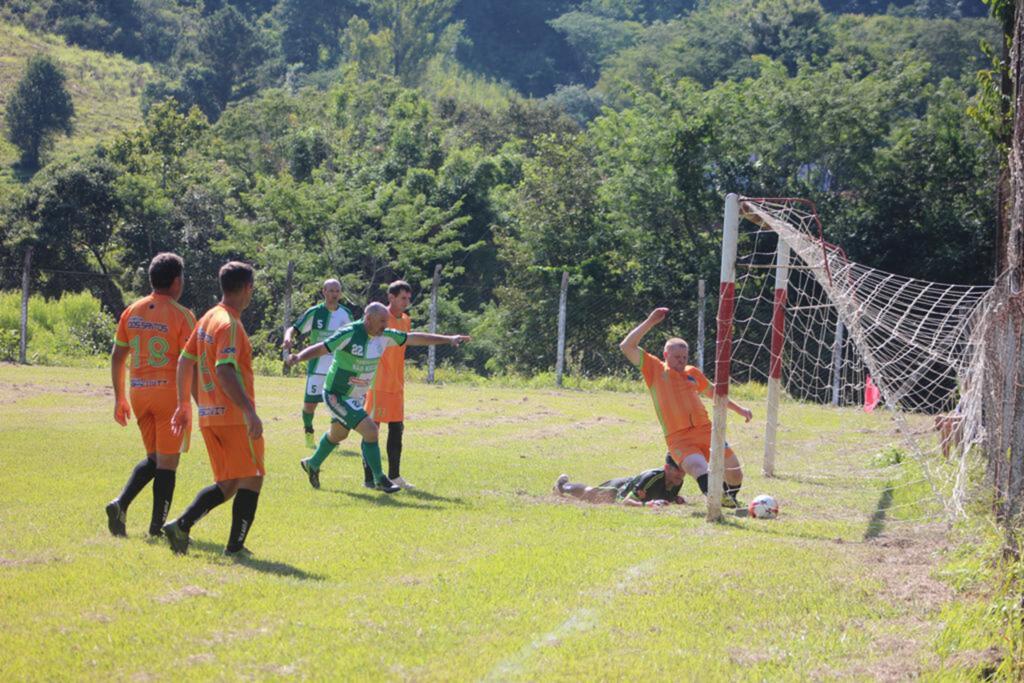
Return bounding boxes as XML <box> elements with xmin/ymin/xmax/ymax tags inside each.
<box><xmin>0</xmin><ymin>21</ymin><xmax>153</xmax><ymax>179</ymax></box>
<box><xmin>0</xmin><ymin>364</ymin><xmax>1013</xmax><ymax>680</ymax></box>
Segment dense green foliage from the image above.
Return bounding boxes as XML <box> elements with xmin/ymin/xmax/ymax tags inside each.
<box><xmin>0</xmin><ymin>0</ymin><xmax>1003</xmax><ymax>378</ymax></box>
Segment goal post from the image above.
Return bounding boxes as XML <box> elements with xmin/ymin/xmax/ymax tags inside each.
<box><xmin>708</xmin><ymin>193</ymin><xmax>740</xmax><ymax>522</ymax></box>
<box><xmin>709</xmin><ymin>194</ymin><xmax>993</xmax><ymax>524</ymax></box>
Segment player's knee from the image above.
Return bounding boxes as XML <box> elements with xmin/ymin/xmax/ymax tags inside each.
<box><xmin>359</xmin><ymin>419</ymin><xmax>379</xmax><ymax>442</ymax></box>
<box><xmin>682</xmin><ymin>454</ymin><xmax>708</xmax><ymax>477</ymax></box>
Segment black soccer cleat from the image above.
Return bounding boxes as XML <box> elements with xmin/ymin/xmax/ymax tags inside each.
<box><xmin>162</xmin><ymin>520</ymin><xmax>190</xmax><ymax>555</ymax></box>
<box><xmin>105</xmin><ymin>500</ymin><xmax>127</xmax><ymax>537</ymax></box>
<box><xmin>223</xmin><ymin>546</ymin><xmax>253</xmax><ymax>559</ymax></box>
<box><xmin>300</xmin><ymin>458</ymin><xmax>320</xmax><ymax>490</ymax></box>
<box><xmin>374</xmin><ymin>476</ymin><xmax>401</xmax><ymax>494</ymax></box>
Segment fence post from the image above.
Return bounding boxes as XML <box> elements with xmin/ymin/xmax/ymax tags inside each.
<box><xmin>281</xmin><ymin>260</ymin><xmax>294</xmax><ymax>366</ymax></box>
<box><xmin>831</xmin><ymin>320</ymin><xmax>844</xmax><ymax>406</ymax></box>
<box><xmin>19</xmin><ymin>246</ymin><xmax>33</xmax><ymax>365</ymax></box>
<box><xmin>555</xmin><ymin>271</ymin><xmax>569</xmax><ymax>387</ymax></box>
<box><xmin>697</xmin><ymin>278</ymin><xmax>706</xmax><ymax>373</ymax></box>
<box><xmin>708</xmin><ymin>194</ymin><xmax>740</xmax><ymax>523</ymax></box>
<box><xmin>427</xmin><ymin>264</ymin><xmax>441</xmax><ymax>384</ymax></box>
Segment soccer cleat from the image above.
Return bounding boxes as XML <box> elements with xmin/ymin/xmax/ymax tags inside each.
<box><xmin>300</xmin><ymin>458</ymin><xmax>320</xmax><ymax>489</ymax></box>
<box><xmin>304</xmin><ymin>431</ymin><xmax>316</xmax><ymax>450</ymax></box>
<box><xmin>720</xmin><ymin>493</ymin><xmax>740</xmax><ymax>509</ymax></box>
<box><xmin>224</xmin><ymin>546</ymin><xmax>253</xmax><ymax>559</ymax></box>
<box><xmin>374</xmin><ymin>476</ymin><xmax>401</xmax><ymax>494</ymax></box>
<box><xmin>553</xmin><ymin>474</ymin><xmax>569</xmax><ymax>496</ymax></box>
<box><xmin>162</xmin><ymin>520</ymin><xmax>190</xmax><ymax>555</ymax></box>
<box><xmin>105</xmin><ymin>500</ymin><xmax>127</xmax><ymax>537</ymax></box>
<box><xmin>391</xmin><ymin>476</ymin><xmax>416</xmax><ymax>490</ymax></box>
<box><xmin>148</xmin><ymin>526</ymin><xmax>164</xmax><ymax>538</ymax></box>
<box><xmin>363</xmin><ymin>479</ymin><xmax>375</xmax><ymax>489</ymax></box>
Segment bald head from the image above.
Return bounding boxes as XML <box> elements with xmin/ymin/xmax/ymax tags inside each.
<box><xmin>663</xmin><ymin>337</ymin><xmax>690</xmax><ymax>372</ymax></box>
<box><xmin>364</xmin><ymin>301</ymin><xmax>389</xmax><ymax>335</ymax></box>
<box><xmin>322</xmin><ymin>279</ymin><xmax>342</xmax><ymax>308</ymax></box>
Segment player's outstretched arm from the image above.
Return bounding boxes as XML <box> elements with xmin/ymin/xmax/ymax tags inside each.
<box><xmin>215</xmin><ymin>364</ymin><xmax>262</xmax><ymax>439</ymax></box>
<box><xmin>619</xmin><ymin>308</ymin><xmax>669</xmax><ymax>366</ymax></box>
<box><xmin>110</xmin><ymin>343</ymin><xmax>132</xmax><ymax>426</ymax></box>
<box><xmin>282</xmin><ymin>325</ymin><xmax>298</xmax><ymax>351</ymax></box>
<box><xmin>405</xmin><ymin>333</ymin><xmax>471</xmax><ymax>347</ymax></box>
<box><xmin>699</xmin><ymin>385</ymin><xmax>752</xmax><ymax>422</ymax></box>
<box><xmin>285</xmin><ymin>342</ymin><xmax>329</xmax><ymax>367</ymax></box>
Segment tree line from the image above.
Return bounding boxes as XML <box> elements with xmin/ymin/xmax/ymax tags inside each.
<box><xmin>0</xmin><ymin>0</ymin><xmax>1003</xmax><ymax>378</ymax></box>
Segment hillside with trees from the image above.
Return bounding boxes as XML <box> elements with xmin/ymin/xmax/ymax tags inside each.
<box><xmin>0</xmin><ymin>0</ymin><xmax>1004</xmax><ymax>377</ymax></box>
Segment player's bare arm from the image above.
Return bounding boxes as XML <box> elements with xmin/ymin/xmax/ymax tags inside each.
<box><xmin>110</xmin><ymin>343</ymin><xmax>132</xmax><ymax>426</ymax></box>
<box><xmin>171</xmin><ymin>355</ymin><xmax>197</xmax><ymax>436</ymax></box>
<box><xmin>700</xmin><ymin>386</ymin><xmax>753</xmax><ymax>423</ymax></box>
<box><xmin>215</xmin><ymin>364</ymin><xmax>262</xmax><ymax>440</ymax></box>
<box><xmin>282</xmin><ymin>325</ymin><xmax>297</xmax><ymax>351</ymax></box>
<box><xmin>285</xmin><ymin>341</ymin><xmax>329</xmax><ymax>367</ymax></box>
<box><xmin>619</xmin><ymin>307</ymin><xmax>669</xmax><ymax>365</ymax></box>
<box><xmin>405</xmin><ymin>333</ymin><xmax>470</xmax><ymax>347</ymax></box>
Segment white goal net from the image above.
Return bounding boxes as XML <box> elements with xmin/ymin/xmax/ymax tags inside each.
<box><xmin>720</xmin><ymin>196</ymin><xmax>993</xmax><ymax>522</ymax></box>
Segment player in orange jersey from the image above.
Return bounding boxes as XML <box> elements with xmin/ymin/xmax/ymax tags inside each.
<box><xmin>620</xmin><ymin>307</ymin><xmax>752</xmax><ymax>508</ymax></box>
<box><xmin>363</xmin><ymin>280</ymin><xmax>414</xmax><ymax>489</ymax></box>
<box><xmin>106</xmin><ymin>253</ymin><xmax>197</xmax><ymax>538</ymax></box>
<box><xmin>163</xmin><ymin>262</ymin><xmax>265</xmax><ymax>557</ymax></box>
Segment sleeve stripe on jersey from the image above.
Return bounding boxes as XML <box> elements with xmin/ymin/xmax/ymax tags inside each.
<box><xmin>115</xmin><ymin>339</ymin><xmax>130</xmax><ymax>347</ymax></box>
<box><xmin>180</xmin><ymin>350</ymin><xmax>198</xmax><ymax>361</ymax></box>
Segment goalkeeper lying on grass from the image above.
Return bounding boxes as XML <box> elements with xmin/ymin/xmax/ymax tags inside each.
<box><xmin>552</xmin><ymin>456</ymin><xmax>687</xmax><ymax>508</ymax></box>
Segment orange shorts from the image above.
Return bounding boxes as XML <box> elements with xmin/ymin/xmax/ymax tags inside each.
<box><xmin>666</xmin><ymin>423</ymin><xmax>735</xmax><ymax>465</ymax></box>
<box><xmin>130</xmin><ymin>387</ymin><xmax>189</xmax><ymax>454</ymax></box>
<box><xmin>199</xmin><ymin>425</ymin><xmax>265</xmax><ymax>482</ymax></box>
<box><xmin>365</xmin><ymin>390</ymin><xmax>404</xmax><ymax>423</ymax></box>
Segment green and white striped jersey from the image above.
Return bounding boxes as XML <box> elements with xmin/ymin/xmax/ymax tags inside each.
<box><xmin>292</xmin><ymin>302</ymin><xmax>353</xmax><ymax>375</ymax></box>
<box><xmin>322</xmin><ymin>321</ymin><xmax>408</xmax><ymax>401</ymax></box>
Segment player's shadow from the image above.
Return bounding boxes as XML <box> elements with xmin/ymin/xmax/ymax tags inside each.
<box><xmin>863</xmin><ymin>486</ymin><xmax>894</xmax><ymax>541</ymax></box>
<box><xmin>403</xmin><ymin>488</ymin><xmax>469</xmax><ymax>506</ymax></box>
<box><xmin>188</xmin><ymin>540</ymin><xmax>326</xmax><ymax>581</ymax></box>
<box><xmin>331</xmin><ymin>489</ymin><xmax>445</xmax><ymax>510</ymax></box>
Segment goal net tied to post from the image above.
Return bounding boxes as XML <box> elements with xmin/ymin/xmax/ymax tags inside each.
<box><xmin>720</xmin><ymin>195</ymin><xmax>996</xmax><ymax>523</ymax></box>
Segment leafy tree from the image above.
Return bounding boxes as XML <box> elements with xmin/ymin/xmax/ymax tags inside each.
<box><xmin>278</xmin><ymin>0</ymin><xmax>357</xmax><ymax>69</ymax></box>
<box><xmin>364</xmin><ymin>0</ymin><xmax>463</xmax><ymax>86</ymax></box>
<box><xmin>5</xmin><ymin>54</ymin><xmax>75</xmax><ymax>170</ymax></box>
<box><xmin>194</xmin><ymin>6</ymin><xmax>268</xmax><ymax>115</ymax></box>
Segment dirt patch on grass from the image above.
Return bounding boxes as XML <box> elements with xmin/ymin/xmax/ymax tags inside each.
<box><xmin>829</xmin><ymin>523</ymin><xmax>954</xmax><ymax>680</ymax></box>
<box><xmin>156</xmin><ymin>585</ymin><xmax>218</xmax><ymax>604</ymax></box>
<box><xmin>0</xmin><ymin>380</ymin><xmax>111</xmax><ymax>405</ymax></box>
<box><xmin>0</xmin><ymin>553</ymin><xmax>64</xmax><ymax>568</ymax></box>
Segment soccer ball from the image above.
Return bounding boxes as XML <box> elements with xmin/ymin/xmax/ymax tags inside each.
<box><xmin>748</xmin><ymin>494</ymin><xmax>779</xmax><ymax>519</ymax></box>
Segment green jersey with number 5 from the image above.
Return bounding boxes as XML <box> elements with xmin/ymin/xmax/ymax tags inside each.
<box><xmin>291</xmin><ymin>302</ymin><xmax>353</xmax><ymax>376</ymax></box>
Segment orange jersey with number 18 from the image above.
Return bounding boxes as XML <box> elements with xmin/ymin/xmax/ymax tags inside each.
<box><xmin>114</xmin><ymin>293</ymin><xmax>196</xmax><ymax>389</ymax></box>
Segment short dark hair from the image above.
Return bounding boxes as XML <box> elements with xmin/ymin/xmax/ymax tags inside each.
<box><xmin>665</xmin><ymin>454</ymin><xmax>681</xmax><ymax>470</ymax></box>
<box><xmin>219</xmin><ymin>261</ymin><xmax>255</xmax><ymax>294</ymax></box>
<box><xmin>388</xmin><ymin>280</ymin><xmax>412</xmax><ymax>297</ymax></box>
<box><xmin>148</xmin><ymin>252</ymin><xmax>184</xmax><ymax>290</ymax></box>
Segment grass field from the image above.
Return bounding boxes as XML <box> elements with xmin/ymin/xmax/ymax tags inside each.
<box><xmin>0</xmin><ymin>364</ymin><xmax>1005</xmax><ymax>680</ymax></box>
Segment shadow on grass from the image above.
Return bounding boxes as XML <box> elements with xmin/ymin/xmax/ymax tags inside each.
<box><xmin>332</xmin><ymin>489</ymin><xmax>445</xmax><ymax>510</ymax></box>
<box><xmin>404</xmin><ymin>488</ymin><xmax>469</xmax><ymax>506</ymax></box>
<box><xmin>768</xmin><ymin>474</ymin><xmax>834</xmax><ymax>488</ymax></box>
<box><xmin>188</xmin><ymin>540</ymin><xmax>326</xmax><ymax>581</ymax></box>
<box><xmin>863</xmin><ymin>486</ymin><xmax>894</xmax><ymax>541</ymax></box>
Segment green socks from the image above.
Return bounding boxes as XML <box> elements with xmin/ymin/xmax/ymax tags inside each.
<box><xmin>361</xmin><ymin>440</ymin><xmax>384</xmax><ymax>483</ymax></box>
<box><xmin>302</xmin><ymin>411</ymin><xmax>314</xmax><ymax>432</ymax></box>
<box><xmin>308</xmin><ymin>434</ymin><xmax>337</xmax><ymax>470</ymax></box>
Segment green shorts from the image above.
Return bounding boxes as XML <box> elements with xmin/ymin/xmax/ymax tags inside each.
<box><xmin>597</xmin><ymin>477</ymin><xmax>633</xmax><ymax>501</ymax></box>
<box><xmin>323</xmin><ymin>389</ymin><xmax>368</xmax><ymax>430</ymax></box>
<box><xmin>304</xmin><ymin>374</ymin><xmax>326</xmax><ymax>404</ymax></box>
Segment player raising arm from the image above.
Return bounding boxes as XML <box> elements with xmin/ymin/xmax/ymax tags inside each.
<box><xmin>620</xmin><ymin>307</ymin><xmax>752</xmax><ymax>508</ymax></box>
<box><xmin>286</xmin><ymin>302</ymin><xmax>469</xmax><ymax>493</ymax></box>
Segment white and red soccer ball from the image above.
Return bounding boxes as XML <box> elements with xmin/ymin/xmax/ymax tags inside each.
<box><xmin>748</xmin><ymin>494</ymin><xmax>779</xmax><ymax>519</ymax></box>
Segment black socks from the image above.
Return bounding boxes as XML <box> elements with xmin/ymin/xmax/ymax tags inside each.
<box><xmin>387</xmin><ymin>421</ymin><xmax>404</xmax><ymax>479</ymax></box>
<box><xmin>177</xmin><ymin>484</ymin><xmax>225</xmax><ymax>532</ymax></box>
<box><xmin>226</xmin><ymin>489</ymin><xmax>260</xmax><ymax>553</ymax></box>
<box><xmin>696</xmin><ymin>473</ymin><xmax>709</xmax><ymax>495</ymax></box>
<box><xmin>117</xmin><ymin>457</ymin><xmax>157</xmax><ymax>510</ymax></box>
<box><xmin>150</xmin><ymin>469</ymin><xmax>176</xmax><ymax>535</ymax></box>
